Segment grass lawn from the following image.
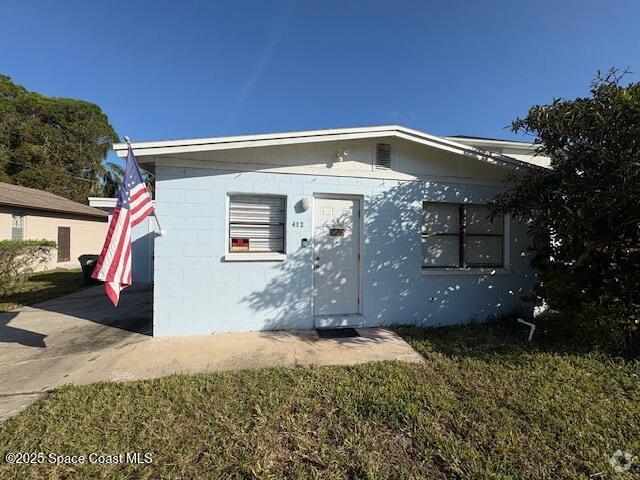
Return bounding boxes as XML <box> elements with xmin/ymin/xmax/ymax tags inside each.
<box><xmin>0</xmin><ymin>269</ymin><xmax>85</xmax><ymax>312</ymax></box>
<box><xmin>1</xmin><ymin>322</ymin><xmax>638</xmax><ymax>479</ymax></box>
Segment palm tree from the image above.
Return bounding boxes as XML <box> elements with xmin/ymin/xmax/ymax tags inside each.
<box><xmin>101</xmin><ymin>161</ymin><xmax>155</xmax><ymax>198</ymax></box>
<box><xmin>102</xmin><ymin>162</ymin><xmax>125</xmax><ymax>197</ymax></box>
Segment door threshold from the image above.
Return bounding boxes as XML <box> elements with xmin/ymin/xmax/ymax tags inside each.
<box><xmin>314</xmin><ymin>314</ymin><xmax>364</xmax><ymax>329</ymax></box>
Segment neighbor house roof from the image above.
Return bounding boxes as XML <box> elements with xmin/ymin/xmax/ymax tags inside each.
<box><xmin>114</xmin><ymin>125</ymin><xmax>539</xmax><ymax>171</ymax></box>
<box><xmin>0</xmin><ymin>182</ymin><xmax>108</xmax><ymax>219</ymax></box>
<box><xmin>445</xmin><ymin>135</ymin><xmax>536</xmax><ymax>149</ymax></box>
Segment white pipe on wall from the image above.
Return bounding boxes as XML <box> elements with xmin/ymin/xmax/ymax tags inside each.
<box><xmin>517</xmin><ymin>318</ymin><xmax>536</xmax><ymax>342</ymax></box>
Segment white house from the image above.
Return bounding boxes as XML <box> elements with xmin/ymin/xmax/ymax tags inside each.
<box><xmin>114</xmin><ymin>125</ymin><xmax>546</xmax><ymax>336</ymax></box>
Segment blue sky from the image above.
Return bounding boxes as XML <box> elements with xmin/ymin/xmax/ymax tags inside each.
<box><xmin>2</xmin><ymin>0</ymin><xmax>639</xmax><ymax>151</ymax></box>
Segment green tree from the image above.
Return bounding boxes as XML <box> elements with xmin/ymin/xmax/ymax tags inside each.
<box><xmin>0</xmin><ymin>75</ymin><xmax>119</xmax><ymax>203</ymax></box>
<box><xmin>493</xmin><ymin>69</ymin><xmax>640</xmax><ymax>343</ymax></box>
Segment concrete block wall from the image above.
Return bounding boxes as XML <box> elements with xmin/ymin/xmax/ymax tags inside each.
<box><xmin>153</xmin><ymin>165</ymin><xmax>535</xmax><ymax>336</ymax></box>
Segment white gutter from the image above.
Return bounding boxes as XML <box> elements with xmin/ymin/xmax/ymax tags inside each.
<box><xmin>88</xmin><ymin>197</ymin><xmax>117</xmax><ymax>209</ymax></box>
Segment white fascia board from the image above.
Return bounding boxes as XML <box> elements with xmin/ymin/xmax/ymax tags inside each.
<box><xmin>88</xmin><ymin>197</ymin><xmax>117</xmax><ymax>208</ymax></box>
<box><xmin>445</xmin><ymin>136</ymin><xmax>536</xmax><ymax>150</ymax></box>
<box><xmin>88</xmin><ymin>197</ymin><xmax>155</xmax><ymax>208</ymax></box>
<box><xmin>113</xmin><ymin>125</ymin><xmax>535</xmax><ymax>171</ymax></box>
<box><xmin>113</xmin><ymin>125</ymin><xmax>401</xmax><ymax>157</ymax></box>
<box><xmin>117</xmin><ymin>130</ymin><xmax>397</xmax><ymax>159</ymax></box>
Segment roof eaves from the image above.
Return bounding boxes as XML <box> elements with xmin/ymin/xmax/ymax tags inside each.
<box><xmin>113</xmin><ymin>125</ymin><xmax>402</xmax><ymax>155</ymax></box>
<box><xmin>114</xmin><ymin>125</ymin><xmax>536</xmax><ymax>171</ymax></box>
<box><xmin>0</xmin><ymin>200</ymin><xmax>108</xmax><ymax>218</ymax></box>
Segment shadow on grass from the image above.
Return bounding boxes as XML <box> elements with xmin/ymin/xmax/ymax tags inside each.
<box><xmin>394</xmin><ymin>318</ymin><xmax>639</xmax><ymax>360</ymax></box>
<box><xmin>0</xmin><ymin>269</ymin><xmax>85</xmax><ymax>312</ymax></box>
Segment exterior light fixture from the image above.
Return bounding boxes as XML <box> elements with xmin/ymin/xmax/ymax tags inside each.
<box><xmin>335</xmin><ymin>149</ymin><xmax>349</xmax><ymax>162</ymax></box>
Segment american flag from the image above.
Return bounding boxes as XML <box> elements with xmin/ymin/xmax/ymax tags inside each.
<box><xmin>92</xmin><ymin>145</ymin><xmax>155</xmax><ymax>305</ymax></box>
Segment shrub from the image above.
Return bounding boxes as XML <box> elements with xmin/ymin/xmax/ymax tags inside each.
<box><xmin>0</xmin><ymin>239</ymin><xmax>56</xmax><ymax>295</ymax></box>
<box><xmin>493</xmin><ymin>70</ymin><xmax>640</xmax><ymax>351</ymax></box>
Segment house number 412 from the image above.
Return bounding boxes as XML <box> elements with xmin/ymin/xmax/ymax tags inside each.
<box><xmin>291</xmin><ymin>221</ymin><xmax>304</xmax><ymax>228</ymax></box>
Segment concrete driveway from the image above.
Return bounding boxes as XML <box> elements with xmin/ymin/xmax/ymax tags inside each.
<box><xmin>0</xmin><ymin>284</ymin><xmax>422</xmax><ymax>421</ymax></box>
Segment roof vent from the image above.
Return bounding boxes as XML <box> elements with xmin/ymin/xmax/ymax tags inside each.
<box><xmin>375</xmin><ymin>143</ymin><xmax>392</xmax><ymax>169</ymax></box>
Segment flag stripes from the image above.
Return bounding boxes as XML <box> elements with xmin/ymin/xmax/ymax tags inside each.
<box><xmin>92</xmin><ymin>145</ymin><xmax>155</xmax><ymax>305</ymax></box>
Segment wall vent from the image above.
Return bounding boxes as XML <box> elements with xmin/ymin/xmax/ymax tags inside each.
<box><xmin>375</xmin><ymin>143</ymin><xmax>392</xmax><ymax>169</ymax></box>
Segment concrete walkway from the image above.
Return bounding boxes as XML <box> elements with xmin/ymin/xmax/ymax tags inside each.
<box><xmin>0</xmin><ymin>285</ymin><xmax>422</xmax><ymax>421</ymax></box>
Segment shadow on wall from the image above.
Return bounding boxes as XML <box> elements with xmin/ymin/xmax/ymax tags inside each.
<box><xmin>131</xmin><ymin>229</ymin><xmax>161</xmax><ymax>283</ymax></box>
<box><xmin>241</xmin><ymin>180</ymin><xmax>534</xmax><ymax>331</ymax></box>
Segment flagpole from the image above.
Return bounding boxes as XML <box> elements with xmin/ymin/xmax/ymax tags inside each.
<box><xmin>124</xmin><ymin>136</ymin><xmax>166</xmax><ymax>236</ymax></box>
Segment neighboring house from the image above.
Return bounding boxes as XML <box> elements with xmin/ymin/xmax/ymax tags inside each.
<box><xmin>0</xmin><ymin>182</ymin><xmax>108</xmax><ymax>269</ymax></box>
<box><xmin>88</xmin><ymin>197</ymin><xmax>157</xmax><ymax>283</ymax></box>
<box><xmin>114</xmin><ymin>125</ymin><xmax>548</xmax><ymax>336</ymax></box>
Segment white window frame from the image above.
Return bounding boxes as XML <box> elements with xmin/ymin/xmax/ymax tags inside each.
<box><xmin>224</xmin><ymin>193</ymin><xmax>287</xmax><ymax>262</ymax></box>
<box><xmin>421</xmin><ymin>202</ymin><xmax>511</xmax><ymax>276</ymax></box>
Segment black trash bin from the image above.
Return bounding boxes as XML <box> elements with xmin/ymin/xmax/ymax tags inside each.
<box><xmin>78</xmin><ymin>254</ymin><xmax>100</xmax><ymax>285</ymax></box>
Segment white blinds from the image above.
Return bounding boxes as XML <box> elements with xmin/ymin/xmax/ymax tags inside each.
<box><xmin>229</xmin><ymin>196</ymin><xmax>285</xmax><ymax>253</ymax></box>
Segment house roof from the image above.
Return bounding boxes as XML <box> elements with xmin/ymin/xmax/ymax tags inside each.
<box><xmin>0</xmin><ymin>182</ymin><xmax>108</xmax><ymax>219</ymax></box>
<box><xmin>113</xmin><ymin>125</ymin><xmax>539</xmax><ymax>171</ymax></box>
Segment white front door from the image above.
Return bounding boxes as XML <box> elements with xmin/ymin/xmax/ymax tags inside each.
<box><xmin>313</xmin><ymin>197</ymin><xmax>360</xmax><ymax>317</ymax></box>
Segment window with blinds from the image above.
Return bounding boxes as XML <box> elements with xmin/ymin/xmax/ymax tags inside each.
<box><xmin>422</xmin><ymin>202</ymin><xmax>504</xmax><ymax>268</ymax></box>
<box><xmin>229</xmin><ymin>195</ymin><xmax>286</xmax><ymax>253</ymax></box>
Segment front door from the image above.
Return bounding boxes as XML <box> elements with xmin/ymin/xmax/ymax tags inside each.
<box><xmin>57</xmin><ymin>226</ymin><xmax>70</xmax><ymax>263</ymax></box>
<box><xmin>313</xmin><ymin>197</ymin><xmax>360</xmax><ymax>317</ymax></box>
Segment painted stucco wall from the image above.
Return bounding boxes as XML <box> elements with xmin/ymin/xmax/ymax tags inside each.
<box><xmin>0</xmin><ymin>211</ymin><xmax>10</xmax><ymax>239</ymax></box>
<box><xmin>0</xmin><ymin>206</ymin><xmax>107</xmax><ymax>269</ymax></box>
<box><xmin>152</xmin><ymin>166</ymin><xmax>535</xmax><ymax>336</ymax></box>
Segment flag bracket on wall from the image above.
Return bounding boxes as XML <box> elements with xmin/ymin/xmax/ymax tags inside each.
<box><xmin>124</xmin><ymin>136</ymin><xmax>165</xmax><ymax>236</ymax></box>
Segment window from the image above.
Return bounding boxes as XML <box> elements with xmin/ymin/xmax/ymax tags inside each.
<box><xmin>11</xmin><ymin>214</ymin><xmax>24</xmax><ymax>240</ymax></box>
<box><xmin>229</xmin><ymin>195</ymin><xmax>285</xmax><ymax>253</ymax></box>
<box><xmin>422</xmin><ymin>202</ymin><xmax>504</xmax><ymax>269</ymax></box>
<box><xmin>374</xmin><ymin>143</ymin><xmax>392</xmax><ymax>169</ymax></box>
